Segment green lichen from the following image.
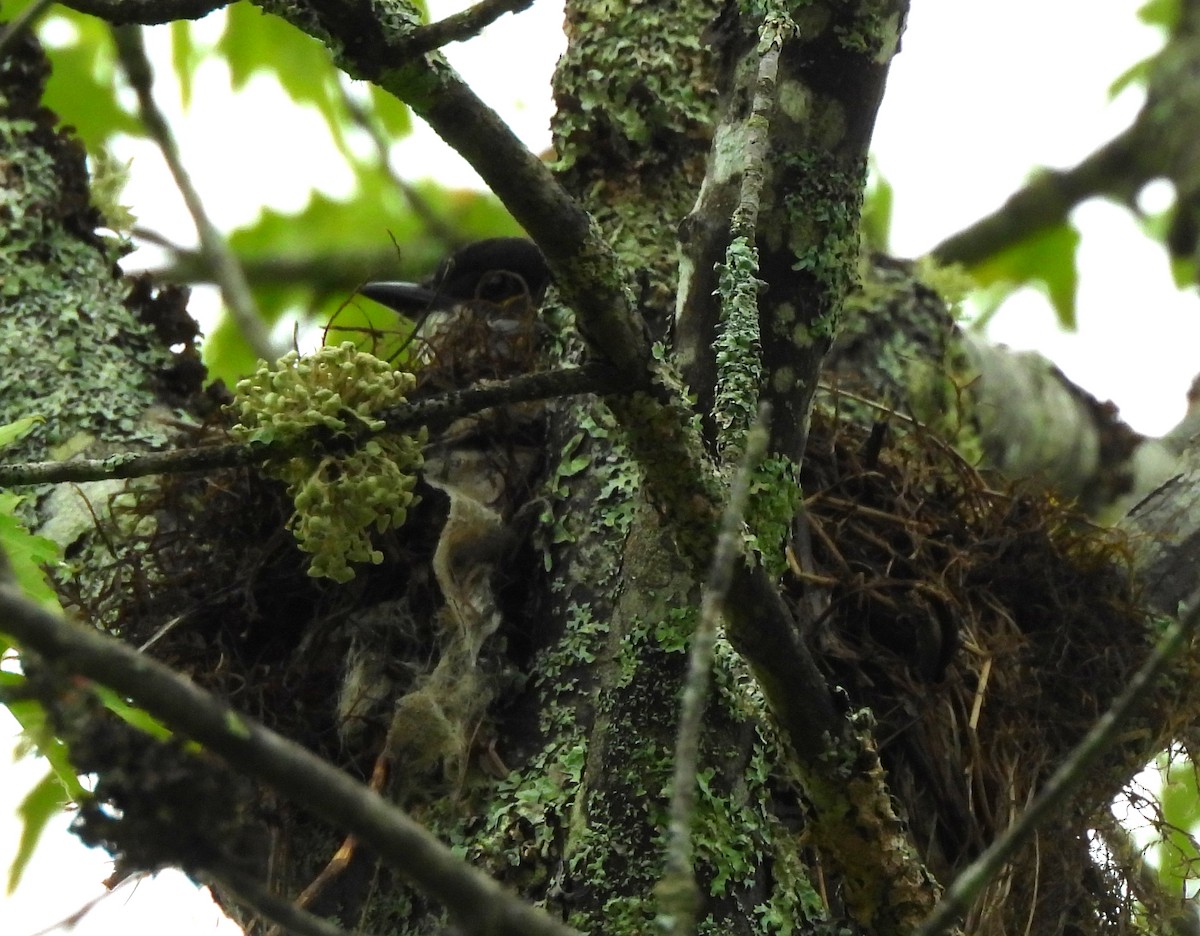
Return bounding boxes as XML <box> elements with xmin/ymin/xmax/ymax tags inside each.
<box><xmin>713</xmin><ymin>238</ymin><xmax>765</xmax><ymax>458</ymax></box>
<box><xmin>777</xmin><ymin>148</ymin><xmax>864</xmax><ymax>344</ymax></box>
<box><xmin>912</xmin><ymin>255</ymin><xmax>975</xmax><ymax>320</ymax></box>
<box><xmin>744</xmin><ymin>455</ymin><xmax>802</xmax><ymax>579</ymax></box>
<box><xmin>230</xmin><ymin>343</ymin><xmax>425</xmax><ymax>582</ymax></box>
<box><xmin>552</xmin><ymin>0</ymin><xmax>718</xmax><ymax>172</ymax></box>
<box><xmin>612</xmin><ymin>381</ymin><xmax>724</xmax><ymax>570</ymax></box>
<box><xmin>833</xmin><ymin>2</ymin><xmax>903</xmax><ymax>64</ymax></box>
<box><xmin>460</xmin><ymin>738</ymin><xmax>587</xmax><ymax>888</ymax></box>
<box><xmin>0</xmin><ymin>108</ymin><xmax>170</xmax><ymax>465</ymax></box>
<box><xmin>538</xmin><ymin>403</ymin><xmax>642</xmax><ymax>576</ymax></box>
<box><xmin>87</xmin><ymin>149</ymin><xmax>136</xmax><ymax>234</ymax></box>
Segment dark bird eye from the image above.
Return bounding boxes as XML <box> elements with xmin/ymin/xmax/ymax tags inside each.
<box><xmin>476</xmin><ymin>270</ymin><xmax>527</xmax><ymax>303</ymax></box>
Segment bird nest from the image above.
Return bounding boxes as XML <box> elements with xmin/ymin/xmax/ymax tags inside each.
<box><xmin>790</xmin><ymin>405</ymin><xmax>1195</xmax><ymax>932</ymax></box>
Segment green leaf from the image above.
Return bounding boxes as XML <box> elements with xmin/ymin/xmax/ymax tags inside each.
<box><xmin>1109</xmin><ymin>56</ymin><xmax>1155</xmax><ymax>99</ymax></box>
<box><xmin>1</xmin><ymin>5</ymin><xmax>145</xmax><ymax>149</ymax></box>
<box><xmin>1</xmin><ymin>673</ymin><xmax>86</xmax><ymax>802</ymax></box>
<box><xmin>202</xmin><ymin>315</ymin><xmax>264</xmax><ymax>387</ymax></box>
<box><xmin>8</xmin><ymin>771</ymin><xmax>71</xmax><ymax>894</ymax></box>
<box><xmin>171</xmin><ymin>19</ymin><xmax>200</xmax><ymax>108</ymax></box>
<box><xmin>0</xmin><ymin>415</ymin><xmax>42</xmax><ymax>449</ymax></box>
<box><xmin>968</xmin><ymin>222</ymin><xmax>1081</xmax><ymax>329</ymax></box>
<box><xmin>1169</xmin><ymin>254</ymin><xmax>1196</xmax><ymax>288</ymax></box>
<box><xmin>217</xmin><ymin>4</ymin><xmax>404</xmax><ymax>161</ymax></box>
<box><xmin>368</xmin><ymin>82</ymin><xmax>412</xmax><ymax>139</ymax></box>
<box><xmin>1154</xmin><ymin>756</ymin><xmax>1200</xmax><ymax>888</ymax></box>
<box><xmin>0</xmin><ymin>493</ymin><xmax>62</xmax><ymax>611</ymax></box>
<box><xmin>91</xmin><ymin>684</ymin><xmax>174</xmax><ymax>740</ymax></box>
<box><xmin>1138</xmin><ymin>0</ymin><xmax>1179</xmax><ymax>29</ymax></box>
<box><xmin>861</xmin><ymin>163</ymin><xmax>893</xmax><ymax>253</ymax></box>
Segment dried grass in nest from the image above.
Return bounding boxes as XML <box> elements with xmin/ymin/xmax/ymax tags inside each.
<box><xmin>792</xmin><ymin>407</ymin><xmax>1153</xmax><ymax>930</ymax></box>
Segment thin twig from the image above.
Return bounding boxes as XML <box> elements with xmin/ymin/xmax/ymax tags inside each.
<box><xmin>0</xmin><ymin>363</ymin><xmax>625</xmax><ymax>487</ymax></box>
<box><xmin>111</xmin><ymin>24</ymin><xmax>275</xmax><ymax>360</ymax></box>
<box><xmin>728</xmin><ymin>13</ymin><xmax>793</xmax><ymax>242</ymax></box>
<box><xmin>204</xmin><ymin>865</ymin><xmax>371</xmax><ymax>936</ymax></box>
<box><xmin>407</xmin><ymin>0</ymin><xmax>534</xmax><ymax>55</ymax></box>
<box><xmin>916</xmin><ymin>595</ymin><xmax>1200</xmax><ymax>935</ymax></box>
<box><xmin>659</xmin><ymin>405</ymin><xmax>771</xmax><ymax>935</ymax></box>
<box><xmin>336</xmin><ymin>83</ymin><xmax>458</xmax><ymax>245</ymax></box>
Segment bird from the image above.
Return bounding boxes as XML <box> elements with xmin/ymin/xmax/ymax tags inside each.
<box><xmin>360</xmin><ymin>238</ymin><xmax>551</xmax><ymax>385</ymax></box>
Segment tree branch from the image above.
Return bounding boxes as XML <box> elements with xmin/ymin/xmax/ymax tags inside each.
<box><xmin>202</xmin><ymin>865</ymin><xmax>369</xmax><ymax>936</ymax></box>
<box><xmin>0</xmin><ymin>573</ymin><xmax>581</xmax><ymax>936</ymax></box>
<box><xmin>406</xmin><ymin>0</ymin><xmax>534</xmax><ymax>54</ymax></box>
<box><xmin>0</xmin><ymin>363</ymin><xmax>624</xmax><ymax>487</ymax></box>
<box><xmin>252</xmin><ymin>0</ymin><xmax>651</xmax><ymax>379</ymax></box>
<box><xmin>58</xmin><ymin>0</ymin><xmax>230</xmax><ymax>25</ymax></box>
<box><xmin>112</xmin><ymin>24</ymin><xmax>276</xmax><ymax>360</ymax></box>
<box><xmin>931</xmin><ymin>125</ymin><xmax>1145</xmax><ymax>267</ymax></box>
<box><xmin>660</xmin><ymin>406</ymin><xmax>770</xmax><ymax>933</ymax></box>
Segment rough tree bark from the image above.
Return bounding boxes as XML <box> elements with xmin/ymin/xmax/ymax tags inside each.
<box><xmin>4</xmin><ymin>2</ymin><xmax>1200</xmax><ymax>936</ymax></box>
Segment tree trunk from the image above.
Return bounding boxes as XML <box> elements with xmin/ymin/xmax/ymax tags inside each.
<box><xmin>6</xmin><ymin>2</ymin><xmax>1200</xmax><ymax>936</ymax></box>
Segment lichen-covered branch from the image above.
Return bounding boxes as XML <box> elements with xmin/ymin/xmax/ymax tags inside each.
<box><xmin>659</xmin><ymin>409</ymin><xmax>769</xmax><ymax>933</ymax></box>
<box><xmin>253</xmin><ymin>0</ymin><xmax>651</xmax><ymax>378</ymax></box>
<box><xmin>0</xmin><ymin>574</ymin><xmax>581</xmax><ymax>936</ymax></box>
<box><xmin>0</xmin><ymin>363</ymin><xmax>623</xmax><ymax>487</ymax></box>
<box><xmin>403</xmin><ymin>0</ymin><xmax>533</xmax><ymax>54</ymax></box>
<box><xmin>679</xmin><ymin>0</ymin><xmax>906</xmax><ymax>463</ymax></box>
<box><xmin>708</xmin><ymin>15</ymin><xmax>793</xmax><ymax>458</ymax></box>
<box><xmin>956</xmin><ymin>335</ymin><xmax>1181</xmax><ymax>519</ymax></box>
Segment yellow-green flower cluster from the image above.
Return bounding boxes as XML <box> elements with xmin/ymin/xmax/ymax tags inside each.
<box><xmin>230</xmin><ymin>343</ymin><xmax>426</xmax><ymax>582</ymax></box>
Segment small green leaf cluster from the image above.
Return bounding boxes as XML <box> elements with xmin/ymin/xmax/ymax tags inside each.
<box><xmin>230</xmin><ymin>343</ymin><xmax>425</xmax><ymax>582</ymax></box>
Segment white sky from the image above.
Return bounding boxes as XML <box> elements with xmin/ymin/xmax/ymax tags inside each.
<box><xmin>2</xmin><ymin>0</ymin><xmax>1191</xmax><ymax>933</ymax></box>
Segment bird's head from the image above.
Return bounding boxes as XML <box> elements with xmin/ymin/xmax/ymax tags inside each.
<box><xmin>358</xmin><ymin>238</ymin><xmax>552</xmax><ymax>384</ymax></box>
<box><xmin>359</xmin><ymin>238</ymin><xmax>550</xmax><ymax>316</ymax></box>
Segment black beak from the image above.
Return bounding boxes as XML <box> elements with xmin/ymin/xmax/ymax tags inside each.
<box><xmin>359</xmin><ymin>281</ymin><xmax>445</xmax><ymax>315</ymax></box>
<box><xmin>359</xmin><ymin>238</ymin><xmax>551</xmax><ymax>316</ymax></box>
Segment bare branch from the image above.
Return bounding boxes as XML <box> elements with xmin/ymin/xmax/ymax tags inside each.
<box><xmin>407</xmin><ymin>0</ymin><xmax>534</xmax><ymax>54</ymax></box>
<box><xmin>112</xmin><ymin>25</ymin><xmax>276</xmax><ymax>360</ymax></box>
<box><xmin>58</xmin><ymin>0</ymin><xmax>231</xmax><ymax>25</ymax></box>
